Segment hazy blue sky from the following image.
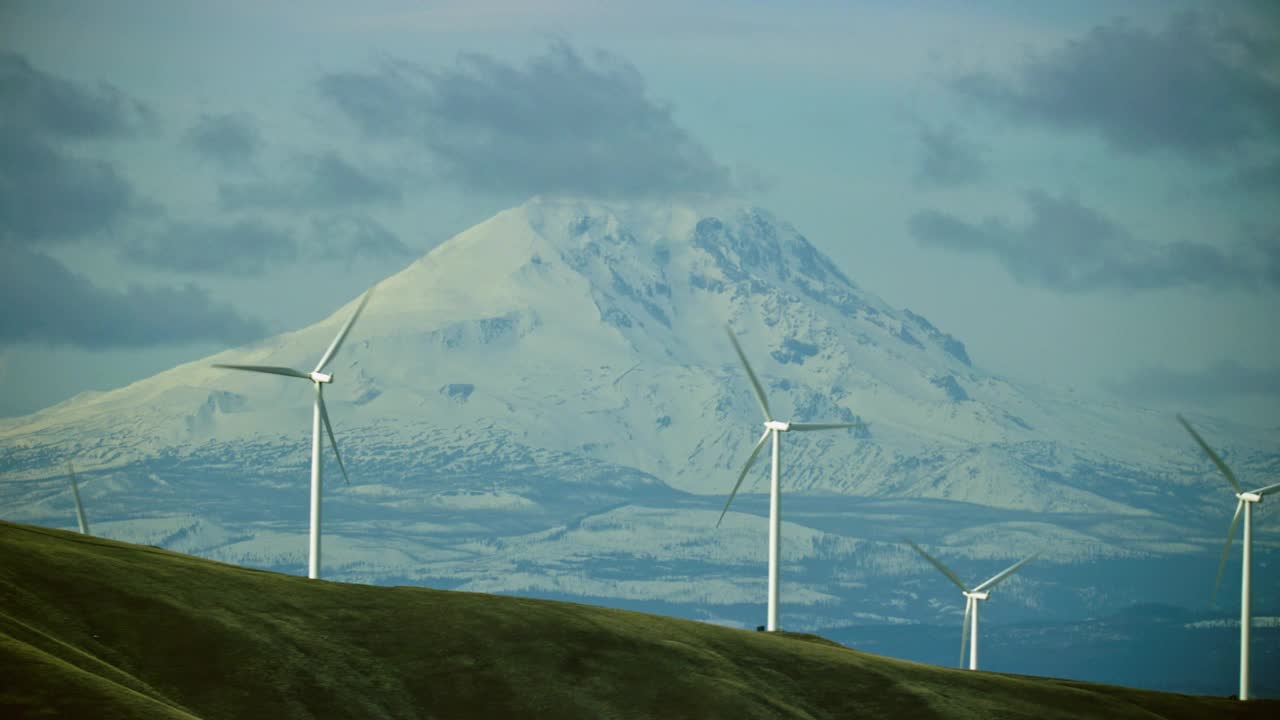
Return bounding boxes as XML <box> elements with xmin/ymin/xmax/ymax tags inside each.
<box><xmin>2</xmin><ymin>0</ymin><xmax>1278</xmax><ymax>426</ymax></box>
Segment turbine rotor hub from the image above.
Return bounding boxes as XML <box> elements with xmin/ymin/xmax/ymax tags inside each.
<box><xmin>1239</xmin><ymin>492</ymin><xmax>1262</xmax><ymax>503</ymax></box>
<box><xmin>964</xmin><ymin>591</ymin><xmax>989</xmax><ymax>600</ymax></box>
<box><xmin>309</xmin><ymin>371</ymin><xmax>333</xmax><ymax>384</ymax></box>
<box><xmin>765</xmin><ymin>420</ymin><xmax>790</xmax><ymax>432</ymax></box>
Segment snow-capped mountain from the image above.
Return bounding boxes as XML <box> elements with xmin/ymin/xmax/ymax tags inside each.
<box><xmin>2</xmin><ymin>197</ymin><xmax>1276</xmax><ymax>635</ymax></box>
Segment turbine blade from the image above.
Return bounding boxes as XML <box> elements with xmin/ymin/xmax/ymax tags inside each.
<box><xmin>213</xmin><ymin>364</ymin><xmax>310</xmax><ymax>380</ymax></box>
<box><xmin>974</xmin><ymin>552</ymin><xmax>1040</xmax><ymax>593</ymax></box>
<box><xmin>317</xmin><ymin>390</ymin><xmax>349</xmax><ymax>485</ymax></box>
<box><xmin>1177</xmin><ymin>414</ymin><xmax>1242</xmax><ymax>494</ymax></box>
<box><xmin>66</xmin><ymin>461</ymin><xmax>89</xmax><ymax>536</ymax></box>
<box><xmin>716</xmin><ymin>429</ymin><xmax>771</xmax><ymax>527</ymax></box>
<box><xmin>314</xmin><ymin>289</ymin><xmax>374</xmax><ymax>374</ymax></box>
<box><xmin>1211</xmin><ymin>500</ymin><xmax>1244</xmax><ymax>606</ymax></box>
<box><xmin>725</xmin><ymin>327</ymin><xmax>772</xmax><ymax>422</ymax></box>
<box><xmin>789</xmin><ymin>422</ymin><xmax>859</xmax><ymax>432</ymax></box>
<box><xmin>960</xmin><ymin>598</ymin><xmax>972</xmax><ymax>668</ymax></box>
<box><xmin>904</xmin><ymin>538</ymin><xmax>969</xmax><ymax>592</ymax></box>
<box><xmin>1252</xmin><ymin>481</ymin><xmax>1280</xmax><ymax>497</ymax></box>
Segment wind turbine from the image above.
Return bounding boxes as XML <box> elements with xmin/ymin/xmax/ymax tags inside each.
<box><xmin>214</xmin><ymin>289</ymin><xmax>373</xmax><ymax>580</ymax></box>
<box><xmin>1178</xmin><ymin>414</ymin><xmax>1280</xmax><ymax>701</ymax></box>
<box><xmin>904</xmin><ymin>538</ymin><xmax>1038</xmax><ymax>670</ymax></box>
<box><xmin>717</xmin><ymin>326</ymin><xmax>859</xmax><ymax>632</ymax></box>
<box><xmin>65</xmin><ymin>461</ymin><xmax>90</xmax><ymax>535</ymax></box>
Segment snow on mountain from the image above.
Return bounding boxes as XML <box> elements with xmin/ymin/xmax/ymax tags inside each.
<box><xmin>2</xmin><ymin>196</ymin><xmax>1277</xmax><ymax>631</ymax></box>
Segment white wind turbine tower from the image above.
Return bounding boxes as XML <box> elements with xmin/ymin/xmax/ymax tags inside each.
<box><xmin>905</xmin><ymin>539</ymin><xmax>1038</xmax><ymax>671</ymax></box>
<box><xmin>1178</xmin><ymin>414</ymin><xmax>1280</xmax><ymax>701</ymax></box>
<box><xmin>717</xmin><ymin>327</ymin><xmax>859</xmax><ymax>632</ymax></box>
<box><xmin>214</xmin><ymin>290</ymin><xmax>373</xmax><ymax>580</ymax></box>
<box><xmin>65</xmin><ymin>461</ymin><xmax>90</xmax><ymax>535</ymax></box>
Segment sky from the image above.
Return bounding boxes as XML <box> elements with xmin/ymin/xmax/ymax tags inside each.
<box><xmin>1</xmin><ymin>0</ymin><xmax>1278</xmax><ymax>427</ymax></box>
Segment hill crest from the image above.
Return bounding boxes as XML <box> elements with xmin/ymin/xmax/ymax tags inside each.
<box><xmin>2</xmin><ymin>520</ymin><xmax>1274</xmax><ymax>720</ymax></box>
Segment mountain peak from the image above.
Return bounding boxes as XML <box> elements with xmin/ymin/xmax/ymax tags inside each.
<box><xmin>5</xmin><ymin>199</ymin><xmax>1097</xmax><ymax>503</ymax></box>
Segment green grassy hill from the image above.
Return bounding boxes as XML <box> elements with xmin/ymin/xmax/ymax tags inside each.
<box><xmin>1</xmin><ymin>521</ymin><xmax>1274</xmax><ymax>720</ymax></box>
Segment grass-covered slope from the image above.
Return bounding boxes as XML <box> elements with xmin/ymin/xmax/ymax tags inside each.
<box><xmin>1</xmin><ymin>521</ymin><xmax>1273</xmax><ymax>720</ymax></box>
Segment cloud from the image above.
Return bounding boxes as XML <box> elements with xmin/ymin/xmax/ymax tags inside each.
<box><xmin>1245</xmin><ymin>226</ymin><xmax>1280</xmax><ymax>289</ymax></box>
<box><xmin>122</xmin><ymin>219</ymin><xmax>296</xmax><ymax>275</ymax></box>
<box><xmin>1111</xmin><ymin>361</ymin><xmax>1280</xmax><ymax>405</ymax></box>
<box><xmin>1229</xmin><ymin>156</ymin><xmax>1280</xmax><ymax>193</ymax></box>
<box><xmin>908</xmin><ymin>190</ymin><xmax>1264</xmax><ymax>292</ymax></box>
<box><xmin>309</xmin><ymin>215</ymin><xmax>413</xmax><ymax>261</ymax></box>
<box><xmin>0</xmin><ymin>53</ymin><xmax>147</xmax><ymax>245</ymax></box>
<box><xmin>218</xmin><ymin>150</ymin><xmax>401</xmax><ymax>210</ymax></box>
<box><xmin>0</xmin><ymin>133</ymin><xmax>135</xmax><ymax>244</ymax></box>
<box><xmin>184</xmin><ymin>113</ymin><xmax>261</xmax><ymax>169</ymax></box>
<box><xmin>0</xmin><ymin>247</ymin><xmax>264</xmax><ymax>348</ymax></box>
<box><xmin>953</xmin><ymin>13</ymin><xmax>1280</xmax><ymax>158</ymax></box>
<box><xmin>318</xmin><ymin>42</ymin><xmax>731</xmax><ymax>197</ymax></box>
<box><xmin>318</xmin><ymin>59</ymin><xmax>423</xmax><ymax>138</ymax></box>
<box><xmin>912</xmin><ymin>125</ymin><xmax>986</xmax><ymax>188</ymax></box>
<box><xmin>0</xmin><ymin>51</ymin><xmax>151</xmax><ymax>140</ymax></box>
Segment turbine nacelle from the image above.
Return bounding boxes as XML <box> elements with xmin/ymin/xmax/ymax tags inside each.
<box><xmin>1179</xmin><ymin>413</ymin><xmax>1279</xmax><ymax>699</ymax></box>
<box><xmin>903</xmin><ymin>538</ymin><xmax>1038</xmax><ymax>671</ymax></box>
<box><xmin>719</xmin><ymin>326</ymin><xmax>860</xmax><ymax>632</ymax></box>
<box><xmin>717</xmin><ymin>327</ymin><xmax>862</xmax><ymax>533</ymax></box>
<box><xmin>212</xmin><ymin>288</ymin><xmax>374</xmax><ymax>580</ymax></box>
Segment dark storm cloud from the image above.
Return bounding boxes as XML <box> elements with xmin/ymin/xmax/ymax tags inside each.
<box><xmin>0</xmin><ymin>133</ymin><xmax>135</xmax><ymax>244</ymax></box>
<box><xmin>122</xmin><ymin>219</ymin><xmax>296</xmax><ymax>275</ymax></box>
<box><xmin>318</xmin><ymin>43</ymin><xmax>731</xmax><ymax>196</ymax></box>
<box><xmin>0</xmin><ymin>247</ymin><xmax>264</xmax><ymax>348</ymax></box>
<box><xmin>954</xmin><ymin>13</ymin><xmax>1280</xmax><ymax>158</ymax></box>
<box><xmin>218</xmin><ymin>150</ymin><xmax>401</xmax><ymax>210</ymax></box>
<box><xmin>184</xmin><ymin>113</ymin><xmax>261</xmax><ymax>169</ymax></box>
<box><xmin>1111</xmin><ymin>361</ymin><xmax>1280</xmax><ymax>404</ymax></box>
<box><xmin>908</xmin><ymin>190</ymin><xmax>1263</xmax><ymax>293</ymax></box>
<box><xmin>0</xmin><ymin>51</ymin><xmax>151</xmax><ymax>140</ymax></box>
<box><xmin>912</xmin><ymin>125</ymin><xmax>986</xmax><ymax>188</ymax></box>
<box><xmin>0</xmin><ymin>53</ymin><xmax>147</xmax><ymax>244</ymax></box>
<box><xmin>309</xmin><ymin>215</ymin><xmax>413</xmax><ymax>261</ymax></box>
